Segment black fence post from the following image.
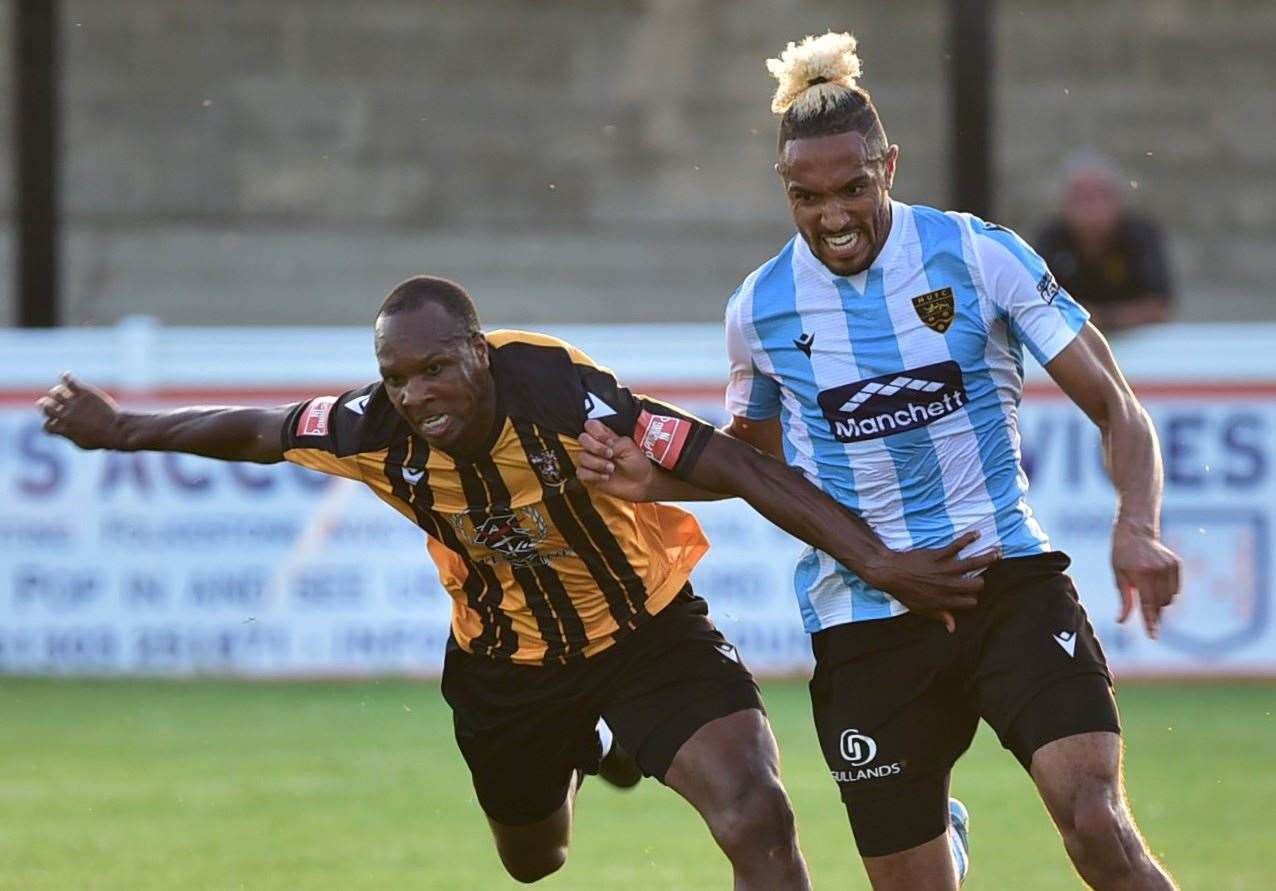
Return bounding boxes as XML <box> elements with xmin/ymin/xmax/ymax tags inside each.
<box><xmin>13</xmin><ymin>0</ymin><xmax>61</xmax><ymax>328</ymax></box>
<box><xmin>949</xmin><ymin>0</ymin><xmax>994</xmax><ymax>219</ymax></box>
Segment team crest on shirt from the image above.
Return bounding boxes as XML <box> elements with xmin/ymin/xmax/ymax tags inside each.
<box><xmin>528</xmin><ymin>449</ymin><xmax>567</xmax><ymax>487</ymax></box>
<box><xmin>910</xmin><ymin>287</ymin><xmax>956</xmax><ymax>333</ymax></box>
<box><xmin>451</xmin><ymin>505</ymin><xmax>563</xmax><ymax>568</ymax></box>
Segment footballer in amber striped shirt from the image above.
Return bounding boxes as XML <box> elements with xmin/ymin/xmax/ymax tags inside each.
<box><xmin>40</xmin><ymin>275</ymin><xmax>995</xmax><ymax>888</ymax></box>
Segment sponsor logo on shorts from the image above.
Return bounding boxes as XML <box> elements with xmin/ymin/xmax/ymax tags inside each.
<box><xmin>817</xmin><ymin>361</ymin><xmax>968</xmax><ymax>443</ymax></box>
<box><xmin>296</xmin><ymin>396</ymin><xmax>337</xmax><ymax>437</ymax></box>
<box><xmin>829</xmin><ymin>729</ymin><xmax>903</xmax><ymax>783</ymax></box>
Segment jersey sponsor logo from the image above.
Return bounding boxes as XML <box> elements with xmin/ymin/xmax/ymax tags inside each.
<box><xmin>794</xmin><ymin>332</ymin><xmax>815</xmax><ymax>357</ymax></box>
<box><xmin>528</xmin><ymin>448</ymin><xmax>567</xmax><ymax>486</ymax></box>
<box><xmin>584</xmin><ymin>391</ymin><xmax>618</xmax><ymax>420</ymax></box>
<box><xmin>450</xmin><ymin>505</ymin><xmax>566</xmax><ymax>568</ymax></box>
<box><xmin>911</xmin><ymin>287</ymin><xmax>956</xmax><ymax>333</ymax></box>
<box><xmin>817</xmin><ymin>361</ymin><xmax>968</xmax><ymax>443</ymax></box>
<box><xmin>1053</xmin><ymin>629</ymin><xmax>1077</xmax><ymax>657</ymax></box>
<box><xmin>296</xmin><ymin>396</ymin><xmax>337</xmax><ymax>437</ymax></box>
<box><xmin>1037</xmin><ymin>271</ymin><xmax>1061</xmax><ymax>304</ymax></box>
<box><xmin>635</xmin><ymin>410</ymin><xmax>691</xmax><ymax>470</ymax></box>
<box><xmin>344</xmin><ymin>394</ymin><xmax>371</xmax><ymax>415</ymax></box>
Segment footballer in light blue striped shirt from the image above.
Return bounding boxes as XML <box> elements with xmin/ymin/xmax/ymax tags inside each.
<box><xmin>579</xmin><ymin>30</ymin><xmax>1181</xmax><ymax>891</ymax></box>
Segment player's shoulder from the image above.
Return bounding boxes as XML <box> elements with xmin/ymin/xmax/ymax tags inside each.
<box><xmin>726</xmin><ymin>236</ymin><xmax>800</xmax><ymax>320</ymax></box>
<box><xmin>288</xmin><ymin>382</ymin><xmax>404</xmax><ymax>456</ymax></box>
<box><xmin>487</xmin><ymin>329</ymin><xmax>602</xmax><ymax>435</ymax></box>
<box><xmin>487</xmin><ymin>329</ymin><xmax>597</xmax><ymax>369</ymax></box>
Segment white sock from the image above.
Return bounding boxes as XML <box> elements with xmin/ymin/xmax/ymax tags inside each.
<box><xmin>949</xmin><ymin>826</ymin><xmax>968</xmax><ymax>884</ymax></box>
<box><xmin>596</xmin><ymin>718</ymin><xmax>614</xmax><ymax>759</ymax></box>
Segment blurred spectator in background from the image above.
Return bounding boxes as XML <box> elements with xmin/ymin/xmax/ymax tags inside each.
<box><xmin>1035</xmin><ymin>151</ymin><xmax>1173</xmax><ymax>335</ymax></box>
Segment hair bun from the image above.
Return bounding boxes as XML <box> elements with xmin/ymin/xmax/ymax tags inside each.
<box><xmin>766</xmin><ymin>31</ymin><xmax>862</xmax><ymax>117</ymax></box>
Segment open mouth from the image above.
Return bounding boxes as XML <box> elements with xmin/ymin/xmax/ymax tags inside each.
<box><xmin>824</xmin><ymin>230</ymin><xmax>860</xmax><ymax>251</ymax></box>
<box><xmin>417</xmin><ymin>413</ymin><xmax>450</xmax><ymax>436</ymax></box>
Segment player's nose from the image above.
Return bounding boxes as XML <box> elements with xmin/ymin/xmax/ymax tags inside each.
<box><xmin>820</xmin><ymin>203</ymin><xmax>851</xmax><ymax>232</ymax></box>
<box><xmin>399</xmin><ymin>378</ymin><xmax>437</xmax><ymax>410</ymax></box>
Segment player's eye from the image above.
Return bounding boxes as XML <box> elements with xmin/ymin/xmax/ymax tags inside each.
<box><xmin>424</xmin><ymin>363</ymin><xmax>444</xmax><ymax>376</ymax></box>
<box><xmin>383</xmin><ymin>374</ymin><xmax>404</xmax><ymax>388</ymax></box>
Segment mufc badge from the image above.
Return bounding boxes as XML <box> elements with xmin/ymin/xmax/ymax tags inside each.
<box><xmin>911</xmin><ymin>287</ymin><xmax>956</xmax><ymax>334</ymax></box>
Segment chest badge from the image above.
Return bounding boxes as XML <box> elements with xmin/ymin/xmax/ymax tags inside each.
<box><xmin>911</xmin><ymin>287</ymin><xmax>955</xmax><ymax>334</ymax></box>
<box><xmin>528</xmin><ymin>448</ymin><xmax>567</xmax><ymax>486</ymax></box>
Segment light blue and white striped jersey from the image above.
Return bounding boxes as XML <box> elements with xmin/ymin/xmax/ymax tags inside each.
<box><xmin>725</xmin><ymin>201</ymin><xmax>1089</xmax><ymax>632</ymax></box>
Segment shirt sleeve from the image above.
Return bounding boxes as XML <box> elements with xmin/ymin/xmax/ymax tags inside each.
<box><xmin>968</xmin><ymin>217</ymin><xmax>1091</xmax><ymax>366</ymax></box>
<box><xmin>279</xmin><ymin>385</ymin><xmax>378</xmax><ymax>481</ymax></box>
<box><xmin>724</xmin><ymin>288</ymin><xmax>782</xmax><ymax>420</ymax></box>
<box><xmin>574</xmin><ymin>361</ymin><xmax>715</xmax><ymax>480</ymax></box>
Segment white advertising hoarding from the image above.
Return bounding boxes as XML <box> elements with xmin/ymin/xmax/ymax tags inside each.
<box><xmin>1</xmin><ymin>323</ymin><xmax>1272</xmax><ymax>677</ymax></box>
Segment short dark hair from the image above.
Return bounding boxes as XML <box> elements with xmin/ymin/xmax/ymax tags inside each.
<box><xmin>777</xmin><ymin>87</ymin><xmax>888</xmax><ymax>158</ymax></box>
<box><xmin>377</xmin><ymin>276</ymin><xmax>481</xmax><ymax>336</ymax></box>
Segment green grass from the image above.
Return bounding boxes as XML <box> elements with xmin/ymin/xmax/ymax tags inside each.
<box><xmin>1</xmin><ymin>679</ymin><xmax>1272</xmax><ymax>890</ymax></box>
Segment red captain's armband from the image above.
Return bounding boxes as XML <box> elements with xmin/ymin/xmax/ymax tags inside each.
<box><xmin>296</xmin><ymin>396</ymin><xmax>338</xmax><ymax>437</ymax></box>
<box><xmin>635</xmin><ymin>409</ymin><xmax>692</xmax><ymax>471</ymax></box>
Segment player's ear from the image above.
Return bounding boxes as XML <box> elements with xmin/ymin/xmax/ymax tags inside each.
<box><xmin>470</xmin><ymin>333</ymin><xmax>490</xmax><ymax>369</ymax></box>
<box><xmin>883</xmin><ymin>144</ymin><xmax>899</xmax><ymax>190</ymax></box>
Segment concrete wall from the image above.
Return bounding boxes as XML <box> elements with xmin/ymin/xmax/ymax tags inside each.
<box><xmin>0</xmin><ymin>0</ymin><xmax>1272</xmax><ymax>326</ymax></box>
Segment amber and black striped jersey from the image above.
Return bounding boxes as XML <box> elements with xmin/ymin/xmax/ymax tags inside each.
<box><xmin>280</xmin><ymin>330</ymin><xmax>716</xmax><ymax>666</ymax></box>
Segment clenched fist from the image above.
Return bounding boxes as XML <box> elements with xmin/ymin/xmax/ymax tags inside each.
<box><xmin>36</xmin><ymin>373</ymin><xmax>124</xmax><ymax>450</ymax></box>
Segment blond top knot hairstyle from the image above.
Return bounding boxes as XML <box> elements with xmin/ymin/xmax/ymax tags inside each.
<box><xmin>766</xmin><ymin>31</ymin><xmax>888</xmax><ymax>157</ymax></box>
<box><xmin>767</xmin><ymin>31</ymin><xmax>862</xmax><ymax>117</ymax></box>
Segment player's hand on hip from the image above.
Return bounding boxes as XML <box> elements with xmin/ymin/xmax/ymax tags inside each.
<box><xmin>575</xmin><ymin>419</ymin><xmax>654</xmax><ymax>501</ymax></box>
<box><xmin>36</xmin><ymin>373</ymin><xmax>124</xmax><ymax>450</ymax></box>
<box><xmin>862</xmin><ymin>530</ymin><xmax>1000</xmax><ymax>633</ymax></box>
<box><xmin>1112</xmin><ymin>521</ymin><xmax>1181</xmax><ymax>639</ymax></box>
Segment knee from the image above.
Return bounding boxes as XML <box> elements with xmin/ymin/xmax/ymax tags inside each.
<box><xmin>711</xmin><ymin>780</ymin><xmax>799</xmax><ymax>859</ymax></box>
<box><xmin>1060</xmin><ymin>786</ymin><xmax>1141</xmax><ymax>875</ymax></box>
<box><xmin>499</xmin><ymin>846</ymin><xmax>568</xmax><ymax>884</ymax></box>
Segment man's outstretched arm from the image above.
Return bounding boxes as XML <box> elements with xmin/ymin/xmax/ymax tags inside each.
<box><xmin>38</xmin><ymin>373</ymin><xmax>288</xmax><ymax>463</ymax></box>
<box><xmin>578</xmin><ymin>419</ymin><xmax>998</xmax><ymax>629</ymax></box>
<box><xmin>1045</xmin><ymin>324</ymin><xmax>1181</xmax><ymax>638</ymax></box>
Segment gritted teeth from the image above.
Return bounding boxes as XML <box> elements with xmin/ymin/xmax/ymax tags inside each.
<box><xmin>826</xmin><ymin>231</ymin><xmax>859</xmax><ymax>248</ymax></box>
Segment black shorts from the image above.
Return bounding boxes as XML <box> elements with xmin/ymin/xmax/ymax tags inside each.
<box><xmin>809</xmin><ymin>552</ymin><xmax>1121</xmax><ymax>857</ymax></box>
<box><xmin>441</xmin><ymin>585</ymin><xmax>763</xmax><ymax>826</ymax></box>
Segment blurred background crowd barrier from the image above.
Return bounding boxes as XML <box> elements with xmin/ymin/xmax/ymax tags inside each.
<box><xmin>2</xmin><ymin>320</ymin><xmax>1273</xmax><ymax>677</ymax></box>
<box><xmin>3</xmin><ymin>1</ymin><xmax>1273</xmax><ymax>677</ymax></box>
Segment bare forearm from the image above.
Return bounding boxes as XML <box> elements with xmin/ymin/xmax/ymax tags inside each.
<box><xmin>687</xmin><ymin>433</ymin><xmax>892</xmax><ymax>580</ymax></box>
<box><xmin>643</xmin><ymin>469</ymin><xmax>729</xmax><ymax>502</ymax></box>
<box><xmin>115</xmin><ymin>407</ymin><xmax>287</xmax><ymax>463</ymax></box>
<box><xmin>1101</xmin><ymin>398</ymin><xmax>1163</xmax><ymax>532</ymax></box>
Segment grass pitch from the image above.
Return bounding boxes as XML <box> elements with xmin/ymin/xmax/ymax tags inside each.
<box><xmin>1</xmin><ymin>678</ymin><xmax>1272</xmax><ymax>890</ymax></box>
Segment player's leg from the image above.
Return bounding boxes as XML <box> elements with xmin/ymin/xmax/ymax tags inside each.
<box><xmin>808</xmin><ymin>615</ymin><xmax>978</xmax><ymax>891</ymax></box>
<box><xmin>441</xmin><ymin>640</ymin><xmax>605</xmax><ymax>883</ymax></box>
<box><xmin>600</xmin><ymin>588</ymin><xmax>809</xmax><ymax>890</ymax></box>
<box><xmin>484</xmin><ymin>783</ymin><xmax>576</xmax><ymax>884</ymax></box>
<box><xmin>974</xmin><ymin>553</ymin><xmax>1177</xmax><ymax>889</ymax></box>
<box><xmin>662</xmin><ymin>707</ymin><xmax>808</xmax><ymax>890</ymax></box>
<box><xmin>1021</xmin><ymin>694</ymin><xmax>1176</xmax><ymax>889</ymax></box>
